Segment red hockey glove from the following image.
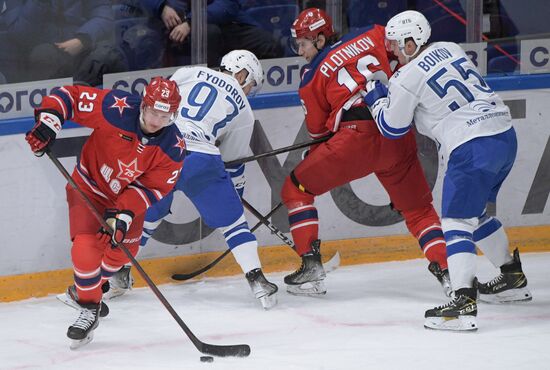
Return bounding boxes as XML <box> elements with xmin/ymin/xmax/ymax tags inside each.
<box><xmin>25</xmin><ymin>111</ymin><xmax>63</xmax><ymax>156</ymax></box>
<box><xmin>97</xmin><ymin>209</ymin><xmax>134</xmax><ymax>247</ymax></box>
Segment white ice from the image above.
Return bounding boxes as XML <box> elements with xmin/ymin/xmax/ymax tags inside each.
<box><xmin>1</xmin><ymin>253</ymin><xmax>549</xmax><ymax>370</ymax></box>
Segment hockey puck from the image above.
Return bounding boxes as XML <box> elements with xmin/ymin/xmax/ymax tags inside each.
<box><xmin>200</xmin><ymin>356</ymin><xmax>214</xmax><ymax>363</ymax></box>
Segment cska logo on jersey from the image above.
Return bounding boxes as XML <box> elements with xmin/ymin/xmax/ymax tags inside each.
<box><xmin>173</xmin><ymin>135</ymin><xmax>186</xmax><ymax>156</ymax></box>
<box><xmin>117</xmin><ymin>158</ymin><xmax>143</xmax><ymax>183</ymax></box>
<box><xmin>110</xmin><ymin>96</ymin><xmax>132</xmax><ymax>115</ymax></box>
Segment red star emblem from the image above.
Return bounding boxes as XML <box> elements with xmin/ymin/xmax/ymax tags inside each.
<box><xmin>117</xmin><ymin>158</ymin><xmax>143</xmax><ymax>183</ymax></box>
<box><xmin>110</xmin><ymin>96</ymin><xmax>132</xmax><ymax>115</ymax></box>
<box><xmin>174</xmin><ymin>135</ymin><xmax>186</xmax><ymax>156</ymax></box>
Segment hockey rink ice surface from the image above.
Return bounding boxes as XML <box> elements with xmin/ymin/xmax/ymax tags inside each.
<box><xmin>1</xmin><ymin>253</ymin><xmax>549</xmax><ymax>370</ymax></box>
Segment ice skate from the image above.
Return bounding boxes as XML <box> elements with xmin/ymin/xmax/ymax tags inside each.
<box><xmin>103</xmin><ymin>265</ymin><xmax>134</xmax><ymax>300</ymax></box>
<box><xmin>57</xmin><ymin>284</ymin><xmax>109</xmax><ymax>318</ymax></box>
<box><xmin>428</xmin><ymin>262</ymin><xmax>453</xmax><ymax>297</ymax></box>
<box><xmin>246</xmin><ymin>268</ymin><xmax>278</xmax><ymax>309</ymax></box>
<box><xmin>67</xmin><ymin>302</ymin><xmax>101</xmax><ymax>349</ymax></box>
<box><xmin>284</xmin><ymin>240</ymin><xmax>327</xmax><ymax>296</ymax></box>
<box><xmin>477</xmin><ymin>248</ymin><xmax>532</xmax><ymax>303</ymax></box>
<box><xmin>424</xmin><ymin>286</ymin><xmax>478</xmax><ymax>332</ymax></box>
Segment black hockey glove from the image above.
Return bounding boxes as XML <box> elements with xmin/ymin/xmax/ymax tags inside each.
<box><xmin>97</xmin><ymin>209</ymin><xmax>134</xmax><ymax>247</ymax></box>
<box><xmin>25</xmin><ymin>111</ymin><xmax>63</xmax><ymax>156</ymax></box>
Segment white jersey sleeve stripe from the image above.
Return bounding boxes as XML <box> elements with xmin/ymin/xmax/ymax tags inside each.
<box><xmin>376</xmin><ymin>110</ymin><xmax>411</xmax><ymax>139</ymax></box>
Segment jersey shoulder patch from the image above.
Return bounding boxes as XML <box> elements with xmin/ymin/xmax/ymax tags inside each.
<box><xmin>157</xmin><ymin>124</ymin><xmax>186</xmax><ymax>163</ymax></box>
<box><xmin>102</xmin><ymin>90</ymin><xmax>141</xmax><ymax>132</ymax></box>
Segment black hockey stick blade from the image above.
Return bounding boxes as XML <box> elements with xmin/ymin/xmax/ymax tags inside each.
<box><xmin>171</xmin><ymin>249</ymin><xmax>231</xmax><ymax>281</ymax></box>
<box><xmin>200</xmin><ymin>342</ymin><xmax>251</xmax><ymax>357</ymax></box>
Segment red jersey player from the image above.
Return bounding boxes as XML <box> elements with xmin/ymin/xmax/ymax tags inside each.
<box><xmin>25</xmin><ymin>77</ymin><xmax>185</xmax><ymax>348</ymax></box>
<box><xmin>281</xmin><ymin>8</ymin><xmax>449</xmax><ymax>296</ymax></box>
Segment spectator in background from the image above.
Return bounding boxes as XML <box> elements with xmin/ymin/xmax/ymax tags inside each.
<box><xmin>3</xmin><ymin>0</ymin><xmax>126</xmax><ymax>85</ymax></box>
<box><xmin>139</xmin><ymin>0</ymin><xmax>283</xmax><ymax>66</ymax></box>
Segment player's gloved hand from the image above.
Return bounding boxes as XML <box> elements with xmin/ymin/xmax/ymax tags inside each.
<box><xmin>25</xmin><ymin>111</ymin><xmax>63</xmax><ymax>156</ymax></box>
<box><xmin>97</xmin><ymin>209</ymin><xmax>134</xmax><ymax>247</ymax></box>
<box><xmin>364</xmin><ymin>80</ymin><xmax>388</xmax><ymax>107</ymax></box>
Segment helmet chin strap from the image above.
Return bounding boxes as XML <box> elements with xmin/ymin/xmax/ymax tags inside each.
<box><xmin>399</xmin><ymin>43</ymin><xmax>422</xmax><ymax>63</ymax></box>
<box><xmin>313</xmin><ymin>36</ymin><xmax>324</xmax><ymax>52</ymax></box>
<box><xmin>139</xmin><ymin>105</ymin><xmax>146</xmax><ymax>131</ymax></box>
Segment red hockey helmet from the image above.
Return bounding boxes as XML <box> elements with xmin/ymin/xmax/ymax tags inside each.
<box><xmin>142</xmin><ymin>77</ymin><xmax>181</xmax><ymax>113</ymax></box>
<box><xmin>291</xmin><ymin>8</ymin><xmax>335</xmax><ymax>40</ymax></box>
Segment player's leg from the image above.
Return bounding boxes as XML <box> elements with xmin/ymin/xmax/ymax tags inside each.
<box><xmin>475</xmin><ymin>214</ymin><xmax>531</xmax><ymax>303</ymax></box>
<box><xmin>65</xmin><ymin>186</ymin><xmax>106</xmax><ymax>347</ymax></box>
<box><xmin>182</xmin><ymin>152</ymin><xmax>278</xmax><ymax>309</ymax></box>
<box><xmin>281</xmin><ymin>129</ymin><xmax>378</xmax><ymax>295</ymax></box>
<box><xmin>105</xmin><ymin>189</ymin><xmax>175</xmax><ymax>300</ymax></box>
<box><xmin>376</xmin><ymin>132</ymin><xmax>449</xmax><ymax>296</ymax></box>
<box><xmin>472</xmin><ymin>128</ymin><xmax>531</xmax><ymax>303</ymax></box>
<box><xmin>423</xmin><ymin>138</ymin><xmax>506</xmax><ymax>331</ymax></box>
<box><xmin>100</xmin><ymin>210</ymin><xmax>145</xmax><ymax>297</ymax></box>
<box><xmin>280</xmin><ymin>174</ymin><xmax>325</xmax><ymax>295</ymax></box>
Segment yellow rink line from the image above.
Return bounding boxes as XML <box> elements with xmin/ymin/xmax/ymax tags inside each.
<box><xmin>2</xmin><ymin>224</ymin><xmax>550</xmax><ymax>302</ymax></box>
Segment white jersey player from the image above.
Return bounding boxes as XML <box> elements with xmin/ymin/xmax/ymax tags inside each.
<box><xmin>364</xmin><ymin>10</ymin><xmax>531</xmax><ymax>331</ymax></box>
<box><xmin>171</xmin><ymin>64</ymin><xmax>256</xmax><ymax>163</ymax></box>
<box><xmin>86</xmin><ymin>50</ymin><xmax>279</xmax><ymax>309</ymax></box>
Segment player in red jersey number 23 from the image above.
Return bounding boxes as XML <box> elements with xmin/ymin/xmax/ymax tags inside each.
<box><xmin>25</xmin><ymin>77</ymin><xmax>186</xmax><ymax>348</ymax></box>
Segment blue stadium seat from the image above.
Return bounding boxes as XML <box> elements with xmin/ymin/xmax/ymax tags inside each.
<box><xmin>347</xmin><ymin>0</ymin><xmax>407</xmax><ymax>31</ymax></box>
<box><xmin>114</xmin><ymin>18</ymin><xmax>164</xmax><ymax>71</ymax></box>
<box><xmin>414</xmin><ymin>0</ymin><xmax>466</xmax><ymax>43</ymax></box>
<box><xmin>486</xmin><ymin>42</ymin><xmax>518</xmax><ymax>62</ymax></box>
<box><xmin>487</xmin><ymin>54</ymin><xmax>520</xmax><ymax>74</ymax></box>
<box><xmin>499</xmin><ymin>0</ymin><xmax>550</xmax><ymax>35</ymax></box>
<box><xmin>245</xmin><ymin>4</ymin><xmax>299</xmax><ymax>38</ymax></box>
<box><xmin>240</xmin><ymin>0</ymin><xmax>296</xmax><ymax>10</ymax></box>
<box><xmin>0</xmin><ymin>30</ymin><xmax>18</xmax><ymax>83</ymax></box>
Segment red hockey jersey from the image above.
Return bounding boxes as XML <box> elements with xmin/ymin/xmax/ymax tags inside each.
<box><xmin>299</xmin><ymin>25</ymin><xmax>393</xmax><ymax>138</ymax></box>
<box><xmin>38</xmin><ymin>85</ymin><xmax>186</xmax><ymax>217</ymax></box>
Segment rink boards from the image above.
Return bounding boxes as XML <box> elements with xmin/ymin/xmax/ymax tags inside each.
<box><xmin>1</xmin><ymin>73</ymin><xmax>550</xmax><ymax>301</ymax></box>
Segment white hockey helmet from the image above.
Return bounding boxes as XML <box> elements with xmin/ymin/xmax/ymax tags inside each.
<box><xmin>220</xmin><ymin>50</ymin><xmax>264</xmax><ymax>96</ymax></box>
<box><xmin>385</xmin><ymin>10</ymin><xmax>431</xmax><ymax>58</ymax></box>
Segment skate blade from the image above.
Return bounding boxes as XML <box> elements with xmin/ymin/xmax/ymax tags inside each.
<box><xmin>479</xmin><ymin>287</ymin><xmax>532</xmax><ymax>304</ymax></box>
<box><xmin>323</xmin><ymin>252</ymin><xmax>341</xmax><ymax>273</ymax></box>
<box><xmin>424</xmin><ymin>316</ymin><xmax>478</xmax><ymax>332</ymax></box>
<box><xmin>56</xmin><ymin>294</ymin><xmax>109</xmax><ymax>318</ymax></box>
<box><xmin>56</xmin><ymin>293</ymin><xmax>80</xmax><ymax>311</ymax></box>
<box><xmin>70</xmin><ymin>332</ymin><xmax>94</xmax><ymax>350</ymax></box>
<box><xmin>286</xmin><ymin>281</ymin><xmax>327</xmax><ymax>297</ymax></box>
<box><xmin>102</xmin><ymin>287</ymin><xmax>129</xmax><ymax>300</ymax></box>
<box><xmin>259</xmin><ymin>292</ymin><xmax>278</xmax><ymax>310</ymax></box>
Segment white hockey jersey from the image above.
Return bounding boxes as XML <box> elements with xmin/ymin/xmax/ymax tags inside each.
<box><xmin>373</xmin><ymin>42</ymin><xmax>512</xmax><ymax>158</ymax></box>
<box><xmin>170</xmin><ymin>66</ymin><xmax>254</xmax><ymax>162</ymax></box>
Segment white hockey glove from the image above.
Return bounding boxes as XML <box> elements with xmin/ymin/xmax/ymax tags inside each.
<box><xmin>364</xmin><ymin>80</ymin><xmax>389</xmax><ymax>119</ymax></box>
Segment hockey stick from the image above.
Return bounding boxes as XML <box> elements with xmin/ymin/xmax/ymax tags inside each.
<box><xmin>172</xmin><ymin>199</ymin><xmax>341</xmax><ymax>281</ymax></box>
<box><xmin>171</xmin><ymin>202</ymin><xmax>284</xmax><ymax>281</ymax></box>
<box><xmin>224</xmin><ymin>135</ymin><xmax>330</xmax><ymax>167</ymax></box>
<box><xmin>241</xmin><ymin>198</ymin><xmax>341</xmax><ymax>273</ymax></box>
<box><xmin>45</xmin><ymin>151</ymin><xmax>250</xmax><ymax>358</ymax></box>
